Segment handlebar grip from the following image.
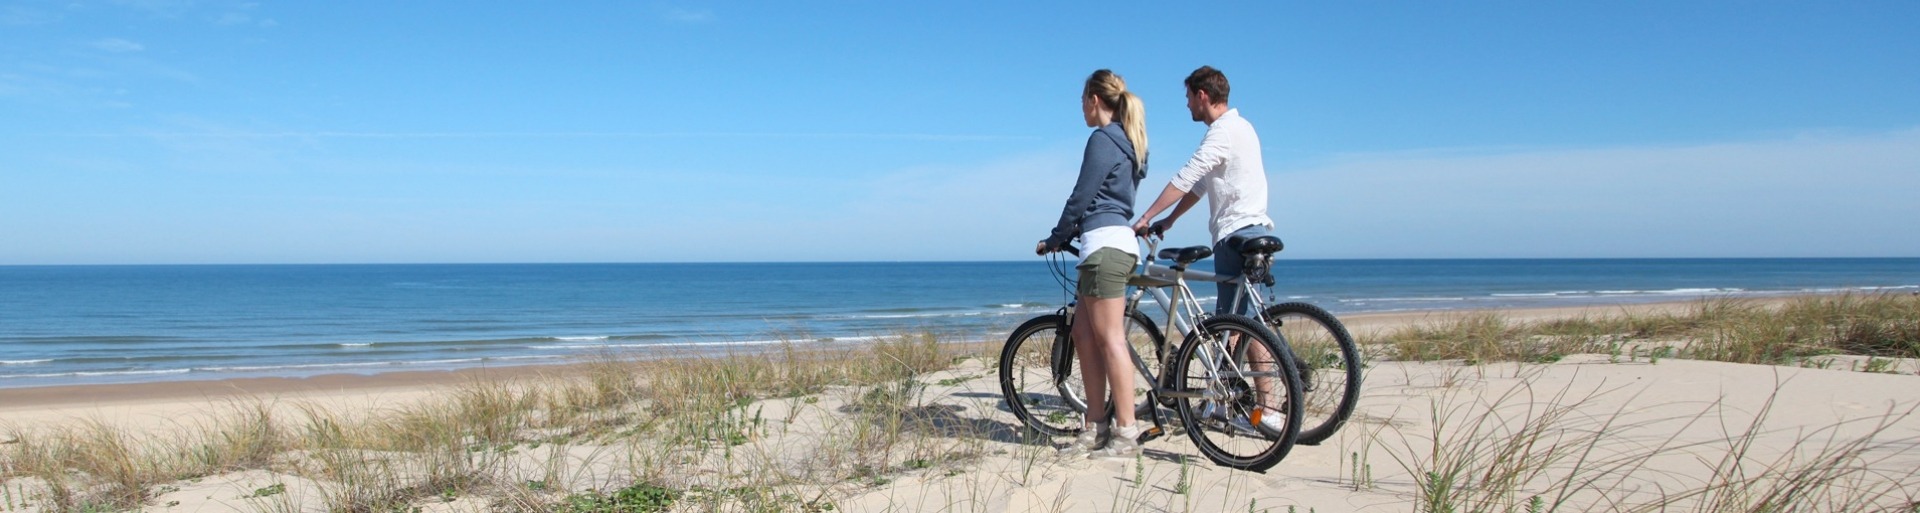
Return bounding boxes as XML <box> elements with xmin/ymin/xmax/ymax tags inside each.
<box><xmin>1061</xmin><ymin>244</ymin><xmax>1081</xmax><ymax>257</ymax></box>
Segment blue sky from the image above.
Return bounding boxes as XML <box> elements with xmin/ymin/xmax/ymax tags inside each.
<box><xmin>3</xmin><ymin>1</ymin><xmax>1917</xmax><ymax>264</ymax></box>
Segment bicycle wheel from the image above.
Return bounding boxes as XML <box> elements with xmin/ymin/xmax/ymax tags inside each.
<box><xmin>999</xmin><ymin>314</ymin><xmax>1082</xmax><ymax>437</ymax></box>
<box><xmin>1263</xmin><ymin>302</ymin><xmax>1362</xmax><ymax>446</ymax></box>
<box><xmin>1170</xmin><ymin>314</ymin><xmax>1302</xmax><ymax>472</ymax></box>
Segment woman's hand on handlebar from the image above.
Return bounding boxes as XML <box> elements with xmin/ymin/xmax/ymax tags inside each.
<box><xmin>1035</xmin><ymin>240</ymin><xmax>1080</xmax><ymax>256</ymax></box>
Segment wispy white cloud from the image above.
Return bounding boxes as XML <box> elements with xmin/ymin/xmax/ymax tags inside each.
<box><xmin>2</xmin><ymin>5</ymin><xmax>61</xmax><ymax>25</ymax></box>
<box><xmin>1278</xmin><ymin>128</ymin><xmax>1920</xmax><ymax>258</ymax></box>
<box><xmin>91</xmin><ymin>38</ymin><xmax>146</xmax><ymax>53</ymax></box>
<box><xmin>0</xmin><ymin>74</ymin><xmax>24</xmax><ymax>96</ymax></box>
<box><xmin>212</xmin><ymin>8</ymin><xmax>275</xmax><ymax>27</ymax></box>
<box><xmin>110</xmin><ymin>0</ymin><xmax>196</xmax><ymax>18</ymax></box>
<box><xmin>661</xmin><ymin>7</ymin><xmax>714</xmax><ymax>23</ymax></box>
<box><xmin>609</xmin><ymin>147</ymin><xmax>1082</xmax><ymax>262</ymax></box>
<box><xmin>41</xmin><ymin>130</ymin><xmax>1040</xmax><ymax>141</ymax></box>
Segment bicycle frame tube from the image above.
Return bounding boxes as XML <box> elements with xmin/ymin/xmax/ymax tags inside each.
<box><xmin>1133</xmin><ymin>262</ymin><xmax>1261</xmax><ymax>334</ymax></box>
<box><xmin>1127</xmin><ymin>238</ymin><xmax>1259</xmax><ymax>399</ymax></box>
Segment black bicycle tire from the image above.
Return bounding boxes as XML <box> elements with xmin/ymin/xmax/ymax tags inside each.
<box><xmin>998</xmin><ymin>314</ymin><xmax>1081</xmax><ymax>437</ymax></box>
<box><xmin>1262</xmin><ymin>302</ymin><xmax>1362</xmax><ymax>446</ymax></box>
<box><xmin>1170</xmin><ymin>314</ymin><xmax>1303</xmax><ymax>472</ymax></box>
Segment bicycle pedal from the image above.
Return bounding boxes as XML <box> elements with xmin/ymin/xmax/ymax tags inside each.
<box><xmin>1140</xmin><ymin>426</ymin><xmax>1165</xmax><ymax>443</ymax></box>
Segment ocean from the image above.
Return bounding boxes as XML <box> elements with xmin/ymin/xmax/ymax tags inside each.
<box><xmin>3</xmin><ymin>258</ymin><xmax>1916</xmax><ymax>388</ymax></box>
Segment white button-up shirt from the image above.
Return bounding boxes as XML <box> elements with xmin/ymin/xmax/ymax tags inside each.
<box><xmin>1168</xmin><ymin>108</ymin><xmax>1274</xmax><ymax>243</ymax></box>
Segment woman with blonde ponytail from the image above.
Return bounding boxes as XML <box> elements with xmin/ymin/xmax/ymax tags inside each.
<box><xmin>1036</xmin><ymin>69</ymin><xmax>1149</xmax><ymax>460</ymax></box>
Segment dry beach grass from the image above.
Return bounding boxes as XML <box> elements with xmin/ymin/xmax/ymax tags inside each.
<box><xmin>2</xmin><ymin>293</ymin><xmax>1918</xmax><ymax>512</ymax></box>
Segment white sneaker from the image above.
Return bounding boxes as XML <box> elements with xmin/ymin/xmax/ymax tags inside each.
<box><xmin>1257</xmin><ymin>407</ymin><xmax>1287</xmax><ymax>433</ymax></box>
<box><xmin>1058</xmin><ymin>428</ymin><xmax>1105</xmax><ymax>457</ymax></box>
<box><xmin>1091</xmin><ymin>424</ymin><xmax>1142</xmax><ymax>459</ymax></box>
<box><xmin>1227</xmin><ymin>407</ymin><xmax>1287</xmax><ymax>437</ymax></box>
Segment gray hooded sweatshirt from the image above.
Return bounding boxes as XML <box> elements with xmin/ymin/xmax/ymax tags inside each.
<box><xmin>1046</xmin><ymin>123</ymin><xmax>1145</xmax><ymax>250</ymax></box>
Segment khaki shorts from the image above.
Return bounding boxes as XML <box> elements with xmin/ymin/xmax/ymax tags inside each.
<box><xmin>1076</xmin><ymin>247</ymin><xmax>1138</xmax><ymax>299</ymax></box>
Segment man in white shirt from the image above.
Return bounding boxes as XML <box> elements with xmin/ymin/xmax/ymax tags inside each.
<box><xmin>1134</xmin><ymin>66</ymin><xmax>1288</xmax><ymax>435</ymax></box>
<box><xmin>1133</xmin><ymin>65</ymin><xmax>1276</xmax><ymax>316</ymax></box>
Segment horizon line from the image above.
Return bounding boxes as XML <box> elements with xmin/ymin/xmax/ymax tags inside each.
<box><xmin>5</xmin><ymin>255</ymin><xmax>1919</xmax><ymax>267</ymax></box>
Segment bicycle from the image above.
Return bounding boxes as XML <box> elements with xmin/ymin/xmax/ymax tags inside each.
<box><xmin>998</xmin><ymin>242</ymin><xmax>1306</xmax><ymax>472</ymax></box>
<box><xmin>1144</xmin><ymin>233</ymin><xmax>1363</xmax><ymax>446</ymax></box>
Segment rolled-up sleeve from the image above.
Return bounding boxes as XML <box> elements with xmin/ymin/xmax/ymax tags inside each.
<box><xmin>1168</xmin><ymin>125</ymin><xmax>1230</xmax><ymax>193</ymax></box>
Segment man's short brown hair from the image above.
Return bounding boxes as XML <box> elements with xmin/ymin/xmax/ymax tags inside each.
<box><xmin>1184</xmin><ymin>66</ymin><xmax>1230</xmax><ymax>105</ymax></box>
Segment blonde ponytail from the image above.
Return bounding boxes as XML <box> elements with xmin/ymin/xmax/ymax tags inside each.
<box><xmin>1118</xmin><ymin>90</ymin><xmax>1148</xmax><ymax>177</ymax></box>
<box><xmin>1085</xmin><ymin>69</ymin><xmax>1149</xmax><ymax>177</ymax></box>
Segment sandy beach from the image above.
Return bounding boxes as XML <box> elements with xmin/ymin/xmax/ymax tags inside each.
<box><xmin>3</xmin><ymin>298</ymin><xmax>1917</xmax><ymax>512</ymax></box>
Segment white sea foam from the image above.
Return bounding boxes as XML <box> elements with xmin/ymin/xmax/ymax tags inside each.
<box><xmin>840</xmin><ymin>310</ymin><xmax>986</xmax><ymax>320</ymax></box>
<box><xmin>198</xmin><ymin>355</ymin><xmax>565</xmax><ymax>373</ymax></box>
<box><xmin>0</xmin><ymin>368</ymin><xmax>192</xmax><ymax>379</ymax></box>
<box><xmin>1658</xmin><ymin>288</ymin><xmax>1741</xmax><ymax>295</ymax></box>
<box><xmin>1776</xmin><ymin>285</ymin><xmax>1919</xmax><ymax>296</ymax></box>
<box><xmin>0</xmin><ymin>359</ymin><xmax>53</xmax><ymax>365</ymax></box>
<box><xmin>201</xmin><ymin>361</ymin><xmax>392</xmax><ymax>372</ymax></box>
<box><xmin>338</xmin><ymin>343</ymin><xmax>373</xmax><ymax>347</ymax></box>
<box><xmin>533</xmin><ymin>334</ymin><xmax>895</xmax><ymax>351</ymax></box>
<box><xmin>554</xmin><ymin>336</ymin><xmax>610</xmax><ymax>341</ymax></box>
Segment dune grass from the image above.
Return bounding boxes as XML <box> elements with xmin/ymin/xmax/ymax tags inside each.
<box><xmin>1</xmin><ymin>294</ymin><xmax>1916</xmax><ymax>512</ymax></box>
<box><xmin>0</xmin><ymin>331</ymin><xmax>983</xmax><ymax>512</ymax></box>
<box><xmin>1383</xmin><ymin>293</ymin><xmax>1920</xmax><ymax>369</ymax></box>
<box><xmin>1380</xmin><ymin>365</ymin><xmax>1920</xmax><ymax>513</ymax></box>
<box><xmin>1373</xmin><ymin>293</ymin><xmax>1920</xmax><ymax>513</ymax></box>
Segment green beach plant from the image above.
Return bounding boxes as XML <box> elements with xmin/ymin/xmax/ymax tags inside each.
<box><xmin>1385</xmin><ymin>293</ymin><xmax>1920</xmax><ymax>367</ymax></box>
<box><xmin>3</xmin><ymin>312</ymin><xmax>1916</xmax><ymax>513</ymax></box>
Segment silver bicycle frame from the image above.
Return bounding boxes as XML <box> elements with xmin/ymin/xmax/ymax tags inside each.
<box><xmin>1125</xmin><ymin>237</ymin><xmax>1271</xmax><ymax>401</ymax></box>
<box><xmin>1127</xmin><ymin>239</ymin><xmax>1268</xmax><ymax>337</ymax></box>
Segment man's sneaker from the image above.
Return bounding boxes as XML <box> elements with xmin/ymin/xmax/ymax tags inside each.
<box><xmin>1226</xmin><ymin>407</ymin><xmax>1288</xmax><ymax>438</ymax></box>
<box><xmin>1257</xmin><ymin>407</ymin><xmax>1288</xmax><ymax>433</ymax></box>
<box><xmin>1057</xmin><ymin>428</ymin><xmax>1105</xmax><ymax>457</ymax></box>
<box><xmin>1091</xmin><ymin>425</ymin><xmax>1142</xmax><ymax>459</ymax></box>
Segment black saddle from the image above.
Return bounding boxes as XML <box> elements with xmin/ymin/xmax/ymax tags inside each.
<box><xmin>1230</xmin><ymin>235</ymin><xmax>1284</xmax><ymax>256</ymax></box>
<box><xmin>1157</xmin><ymin>246</ymin><xmax>1213</xmax><ymax>265</ymax></box>
<box><xmin>1229</xmin><ymin>234</ymin><xmax>1284</xmax><ymax>286</ymax></box>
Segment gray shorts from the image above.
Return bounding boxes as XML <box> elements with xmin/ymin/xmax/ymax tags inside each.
<box><xmin>1076</xmin><ymin>247</ymin><xmax>1137</xmax><ymax>299</ymax></box>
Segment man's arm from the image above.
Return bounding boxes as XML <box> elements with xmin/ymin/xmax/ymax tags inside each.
<box><xmin>1133</xmin><ymin>185</ymin><xmax>1201</xmax><ymax>235</ymax></box>
<box><xmin>1136</xmin><ymin>123</ymin><xmax>1229</xmax><ymax>235</ymax></box>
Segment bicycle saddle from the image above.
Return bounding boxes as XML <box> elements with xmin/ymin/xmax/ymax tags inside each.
<box><xmin>1158</xmin><ymin>246</ymin><xmax>1213</xmax><ymax>265</ymax></box>
<box><xmin>1230</xmin><ymin>235</ymin><xmax>1285</xmax><ymax>256</ymax></box>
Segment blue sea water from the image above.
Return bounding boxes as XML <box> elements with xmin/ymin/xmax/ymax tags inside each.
<box><xmin>2</xmin><ymin>258</ymin><xmax>1916</xmax><ymax>388</ymax></box>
